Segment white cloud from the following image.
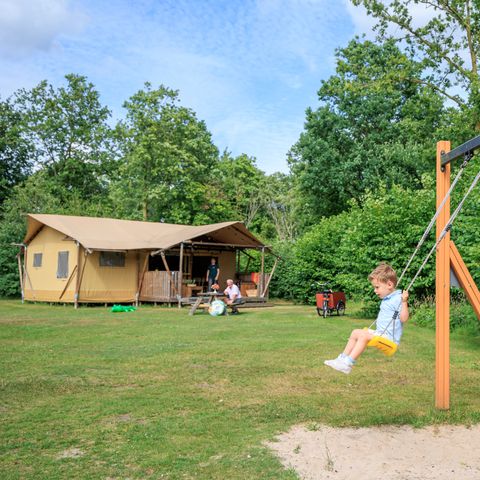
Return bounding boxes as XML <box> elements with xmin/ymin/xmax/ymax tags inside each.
<box><xmin>0</xmin><ymin>0</ymin><xmax>87</xmax><ymax>58</ymax></box>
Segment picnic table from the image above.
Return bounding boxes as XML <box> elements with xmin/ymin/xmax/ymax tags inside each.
<box><xmin>188</xmin><ymin>291</ymin><xmax>225</xmax><ymax>315</ymax></box>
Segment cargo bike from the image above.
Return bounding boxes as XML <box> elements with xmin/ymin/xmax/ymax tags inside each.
<box><xmin>315</xmin><ymin>283</ymin><xmax>346</xmax><ymax>318</ymax></box>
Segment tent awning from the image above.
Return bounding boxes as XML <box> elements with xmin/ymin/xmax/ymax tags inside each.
<box><xmin>24</xmin><ymin>214</ymin><xmax>266</xmax><ymax>251</ymax></box>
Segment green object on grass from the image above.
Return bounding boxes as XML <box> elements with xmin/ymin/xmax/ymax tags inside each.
<box><xmin>111</xmin><ymin>304</ymin><xmax>137</xmax><ymax>312</ymax></box>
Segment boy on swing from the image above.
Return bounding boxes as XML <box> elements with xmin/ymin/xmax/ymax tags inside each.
<box><xmin>324</xmin><ymin>263</ymin><xmax>409</xmax><ymax>374</ymax></box>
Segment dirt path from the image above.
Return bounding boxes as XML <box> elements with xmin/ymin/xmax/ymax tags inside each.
<box><xmin>267</xmin><ymin>424</ymin><xmax>480</xmax><ymax>480</ymax></box>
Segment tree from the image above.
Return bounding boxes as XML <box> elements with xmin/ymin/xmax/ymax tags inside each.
<box><xmin>262</xmin><ymin>173</ymin><xmax>297</xmax><ymax>242</ymax></box>
<box><xmin>0</xmin><ymin>173</ymin><xmax>64</xmax><ymax>297</ymax></box>
<box><xmin>111</xmin><ymin>83</ymin><xmax>219</xmax><ymax>223</ymax></box>
<box><xmin>352</xmin><ymin>0</ymin><xmax>480</xmax><ymax>128</ymax></box>
<box><xmin>214</xmin><ymin>152</ymin><xmax>266</xmax><ymax>226</ymax></box>
<box><xmin>13</xmin><ymin>74</ymin><xmax>116</xmax><ymax>202</ymax></box>
<box><xmin>288</xmin><ymin>38</ymin><xmax>447</xmax><ymax>223</ymax></box>
<box><xmin>0</xmin><ymin>168</ymin><xmax>118</xmax><ymax>297</ymax></box>
<box><xmin>0</xmin><ymin>98</ymin><xmax>33</xmax><ymax>207</ymax></box>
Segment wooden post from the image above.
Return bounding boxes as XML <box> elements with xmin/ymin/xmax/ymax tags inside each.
<box><xmin>17</xmin><ymin>252</ymin><xmax>24</xmax><ymax>303</ymax></box>
<box><xmin>160</xmin><ymin>251</ymin><xmax>178</xmax><ymax>297</ymax></box>
<box><xmin>449</xmin><ymin>241</ymin><xmax>480</xmax><ymax>320</ymax></box>
<box><xmin>23</xmin><ymin>247</ymin><xmax>36</xmax><ymax>301</ymax></box>
<box><xmin>178</xmin><ymin>242</ymin><xmax>184</xmax><ymax>308</ymax></box>
<box><xmin>75</xmin><ymin>251</ymin><xmax>88</xmax><ymax>308</ymax></box>
<box><xmin>59</xmin><ymin>265</ymin><xmax>78</xmax><ymax>301</ymax></box>
<box><xmin>261</xmin><ymin>258</ymin><xmax>278</xmax><ymax>298</ymax></box>
<box><xmin>74</xmin><ymin>243</ymin><xmax>81</xmax><ymax>309</ymax></box>
<box><xmin>136</xmin><ymin>253</ymin><xmax>149</xmax><ymax>306</ymax></box>
<box><xmin>436</xmin><ymin>140</ymin><xmax>451</xmax><ymax>410</ymax></box>
<box><xmin>260</xmin><ymin>247</ymin><xmax>265</xmax><ymax>297</ymax></box>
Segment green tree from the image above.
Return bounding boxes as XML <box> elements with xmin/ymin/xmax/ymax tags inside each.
<box><xmin>352</xmin><ymin>0</ymin><xmax>480</xmax><ymax>128</ymax></box>
<box><xmin>262</xmin><ymin>173</ymin><xmax>297</xmax><ymax>242</ymax></box>
<box><xmin>0</xmin><ymin>98</ymin><xmax>33</xmax><ymax>206</ymax></box>
<box><xmin>0</xmin><ymin>168</ymin><xmax>118</xmax><ymax>297</ymax></box>
<box><xmin>213</xmin><ymin>152</ymin><xmax>266</xmax><ymax>225</ymax></box>
<box><xmin>289</xmin><ymin>38</ymin><xmax>447</xmax><ymax>224</ymax></box>
<box><xmin>13</xmin><ymin>74</ymin><xmax>116</xmax><ymax>202</ymax></box>
<box><xmin>111</xmin><ymin>83</ymin><xmax>219</xmax><ymax>223</ymax></box>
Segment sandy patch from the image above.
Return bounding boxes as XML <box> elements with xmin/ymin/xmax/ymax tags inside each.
<box><xmin>267</xmin><ymin>424</ymin><xmax>480</xmax><ymax>480</ymax></box>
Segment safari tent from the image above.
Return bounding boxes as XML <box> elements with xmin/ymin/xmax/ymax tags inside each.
<box><xmin>19</xmin><ymin>214</ymin><xmax>276</xmax><ymax>307</ymax></box>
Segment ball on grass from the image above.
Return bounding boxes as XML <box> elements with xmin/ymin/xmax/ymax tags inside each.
<box><xmin>208</xmin><ymin>300</ymin><xmax>226</xmax><ymax>317</ymax></box>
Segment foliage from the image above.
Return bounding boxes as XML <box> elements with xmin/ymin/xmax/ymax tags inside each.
<box><xmin>288</xmin><ymin>38</ymin><xmax>447</xmax><ymax>224</ymax></box>
<box><xmin>212</xmin><ymin>152</ymin><xmax>266</xmax><ymax>226</ymax></box>
<box><xmin>411</xmin><ymin>295</ymin><xmax>480</xmax><ymax>335</ymax></box>
<box><xmin>261</xmin><ymin>173</ymin><xmax>297</xmax><ymax>242</ymax></box>
<box><xmin>0</xmin><ymin>172</ymin><xmax>116</xmax><ymax>297</ymax></box>
<box><xmin>110</xmin><ymin>83</ymin><xmax>219</xmax><ymax>223</ymax></box>
<box><xmin>12</xmin><ymin>74</ymin><xmax>117</xmax><ymax>202</ymax></box>
<box><xmin>0</xmin><ymin>98</ymin><xmax>33</xmax><ymax>207</ymax></box>
<box><xmin>352</xmin><ymin>0</ymin><xmax>480</xmax><ymax>128</ymax></box>
<box><xmin>272</xmin><ymin>167</ymin><xmax>480</xmax><ymax>307</ymax></box>
<box><xmin>269</xmin><ymin>210</ymin><xmax>352</xmax><ymax>303</ymax></box>
<box><xmin>0</xmin><ymin>174</ymin><xmax>65</xmax><ymax>296</ymax></box>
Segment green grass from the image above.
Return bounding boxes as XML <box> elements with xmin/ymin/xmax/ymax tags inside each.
<box><xmin>1</xmin><ymin>299</ymin><xmax>480</xmax><ymax>479</ymax></box>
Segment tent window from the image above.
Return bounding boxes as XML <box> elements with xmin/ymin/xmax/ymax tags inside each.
<box><xmin>100</xmin><ymin>251</ymin><xmax>126</xmax><ymax>267</ymax></box>
<box><xmin>33</xmin><ymin>253</ymin><xmax>43</xmax><ymax>268</ymax></box>
<box><xmin>57</xmin><ymin>251</ymin><xmax>69</xmax><ymax>278</ymax></box>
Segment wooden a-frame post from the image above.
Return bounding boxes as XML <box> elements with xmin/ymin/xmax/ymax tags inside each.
<box><xmin>436</xmin><ymin>139</ymin><xmax>480</xmax><ymax>410</ymax></box>
<box><xmin>436</xmin><ymin>141</ymin><xmax>451</xmax><ymax>410</ymax></box>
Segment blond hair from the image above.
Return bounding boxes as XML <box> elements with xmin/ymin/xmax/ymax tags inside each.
<box><xmin>368</xmin><ymin>263</ymin><xmax>398</xmax><ymax>287</ymax></box>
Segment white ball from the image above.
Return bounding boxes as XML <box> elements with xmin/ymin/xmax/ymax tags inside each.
<box><xmin>208</xmin><ymin>300</ymin><xmax>226</xmax><ymax>317</ymax></box>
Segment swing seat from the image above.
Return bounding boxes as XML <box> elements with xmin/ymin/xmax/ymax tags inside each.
<box><xmin>367</xmin><ymin>336</ymin><xmax>398</xmax><ymax>356</ymax></box>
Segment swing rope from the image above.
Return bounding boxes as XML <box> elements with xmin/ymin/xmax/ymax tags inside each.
<box><xmin>404</xmin><ymin>164</ymin><xmax>480</xmax><ymax>292</ymax></box>
<box><xmin>368</xmin><ymin>154</ymin><xmax>480</xmax><ymax>355</ymax></box>
<box><xmin>397</xmin><ymin>153</ymin><xmax>472</xmax><ymax>287</ymax></box>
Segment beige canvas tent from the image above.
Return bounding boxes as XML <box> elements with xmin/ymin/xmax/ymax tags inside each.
<box><xmin>19</xmin><ymin>214</ymin><xmax>276</xmax><ymax>306</ymax></box>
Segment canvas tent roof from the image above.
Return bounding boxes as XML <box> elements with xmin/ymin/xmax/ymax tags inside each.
<box><xmin>24</xmin><ymin>214</ymin><xmax>265</xmax><ymax>251</ymax></box>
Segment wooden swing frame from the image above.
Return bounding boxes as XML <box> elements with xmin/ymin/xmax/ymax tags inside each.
<box><xmin>436</xmin><ymin>139</ymin><xmax>480</xmax><ymax>410</ymax></box>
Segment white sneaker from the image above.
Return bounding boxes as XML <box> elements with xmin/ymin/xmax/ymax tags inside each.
<box><xmin>324</xmin><ymin>354</ymin><xmax>344</xmax><ymax>367</ymax></box>
<box><xmin>325</xmin><ymin>358</ymin><xmax>352</xmax><ymax>374</ymax></box>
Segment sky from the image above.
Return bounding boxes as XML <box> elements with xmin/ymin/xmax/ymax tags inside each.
<box><xmin>0</xmin><ymin>0</ymin><xmax>374</xmax><ymax>174</ymax></box>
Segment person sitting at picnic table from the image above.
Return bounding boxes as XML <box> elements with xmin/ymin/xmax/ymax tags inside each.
<box><xmin>206</xmin><ymin>258</ymin><xmax>220</xmax><ymax>291</ymax></box>
<box><xmin>224</xmin><ymin>279</ymin><xmax>242</xmax><ymax>314</ymax></box>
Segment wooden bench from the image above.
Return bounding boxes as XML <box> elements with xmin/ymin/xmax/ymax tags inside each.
<box><xmin>188</xmin><ymin>297</ymin><xmax>210</xmax><ymax>315</ymax></box>
<box><xmin>225</xmin><ymin>299</ymin><xmax>246</xmax><ymax>314</ymax></box>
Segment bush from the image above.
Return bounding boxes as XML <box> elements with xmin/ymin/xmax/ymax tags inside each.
<box><xmin>271</xmin><ymin>176</ymin><xmax>480</xmax><ymax>309</ymax></box>
<box><xmin>411</xmin><ymin>294</ymin><xmax>480</xmax><ymax>335</ymax></box>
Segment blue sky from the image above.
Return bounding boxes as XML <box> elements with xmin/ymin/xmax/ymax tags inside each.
<box><xmin>0</xmin><ymin>0</ymin><xmax>373</xmax><ymax>174</ymax></box>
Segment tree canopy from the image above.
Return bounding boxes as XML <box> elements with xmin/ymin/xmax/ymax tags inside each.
<box><xmin>288</xmin><ymin>39</ymin><xmax>447</xmax><ymax>223</ymax></box>
<box><xmin>110</xmin><ymin>83</ymin><xmax>220</xmax><ymax>224</ymax></box>
<box><xmin>352</xmin><ymin>0</ymin><xmax>480</xmax><ymax>128</ymax></box>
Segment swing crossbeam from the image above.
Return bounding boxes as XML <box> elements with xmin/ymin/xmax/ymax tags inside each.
<box><xmin>441</xmin><ymin>134</ymin><xmax>480</xmax><ymax>166</ymax></box>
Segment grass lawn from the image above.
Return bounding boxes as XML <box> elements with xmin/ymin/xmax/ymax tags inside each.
<box><xmin>1</xmin><ymin>299</ymin><xmax>480</xmax><ymax>479</ymax></box>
